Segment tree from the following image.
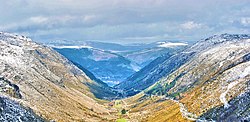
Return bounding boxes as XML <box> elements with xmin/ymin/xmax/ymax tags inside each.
<box><xmin>121</xmin><ymin>109</ymin><xmax>126</xmax><ymax>114</ymax></box>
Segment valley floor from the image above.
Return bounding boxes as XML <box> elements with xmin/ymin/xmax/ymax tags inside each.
<box><xmin>106</xmin><ymin>93</ymin><xmax>192</xmax><ymax>122</ymax></box>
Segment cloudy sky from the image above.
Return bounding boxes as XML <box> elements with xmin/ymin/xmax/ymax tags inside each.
<box><xmin>0</xmin><ymin>0</ymin><xmax>250</xmax><ymax>44</ymax></box>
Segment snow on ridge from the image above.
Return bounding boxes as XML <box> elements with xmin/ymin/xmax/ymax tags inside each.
<box><xmin>220</xmin><ymin>81</ymin><xmax>240</xmax><ymax>108</ymax></box>
<box><xmin>219</xmin><ymin>66</ymin><xmax>250</xmax><ymax>108</ymax></box>
<box><xmin>240</xmin><ymin>66</ymin><xmax>250</xmax><ymax>78</ymax></box>
<box><xmin>158</xmin><ymin>42</ymin><xmax>188</xmax><ymax>48</ymax></box>
<box><xmin>50</xmin><ymin>45</ymin><xmax>93</xmax><ymax>49</ymax></box>
<box><xmin>203</xmin><ymin>34</ymin><xmax>250</xmax><ymax>44</ymax></box>
<box><xmin>130</xmin><ymin>63</ymin><xmax>141</xmax><ymax>72</ymax></box>
<box><xmin>0</xmin><ymin>32</ymin><xmax>34</xmax><ymax>47</ymax></box>
<box><xmin>157</xmin><ymin>41</ymin><xmax>168</xmax><ymax>44</ymax></box>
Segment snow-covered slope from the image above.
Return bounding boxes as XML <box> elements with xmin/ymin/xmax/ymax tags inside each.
<box><xmin>144</xmin><ymin>34</ymin><xmax>250</xmax><ymax>121</ymax></box>
<box><xmin>157</xmin><ymin>42</ymin><xmax>188</xmax><ymax>48</ymax></box>
<box><xmin>116</xmin><ymin>34</ymin><xmax>250</xmax><ymax>97</ymax></box>
<box><xmin>113</xmin><ymin>34</ymin><xmax>250</xmax><ymax>122</ymax></box>
<box><xmin>0</xmin><ymin>32</ymin><xmax>117</xmax><ymax>121</ymax></box>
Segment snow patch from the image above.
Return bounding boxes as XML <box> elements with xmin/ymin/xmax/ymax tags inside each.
<box><xmin>227</xmin><ymin>55</ymin><xmax>235</xmax><ymax>60</ymax></box>
<box><xmin>240</xmin><ymin>66</ymin><xmax>250</xmax><ymax>78</ymax></box>
<box><xmin>179</xmin><ymin>102</ymin><xmax>198</xmax><ymax>121</ymax></box>
<box><xmin>130</xmin><ymin>63</ymin><xmax>141</xmax><ymax>72</ymax></box>
<box><xmin>220</xmin><ymin>81</ymin><xmax>240</xmax><ymax>108</ymax></box>
<box><xmin>158</xmin><ymin>42</ymin><xmax>188</xmax><ymax>48</ymax></box>
<box><xmin>219</xmin><ymin>61</ymin><xmax>224</xmax><ymax>68</ymax></box>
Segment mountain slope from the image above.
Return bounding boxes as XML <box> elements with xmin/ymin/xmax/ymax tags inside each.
<box><xmin>116</xmin><ymin>34</ymin><xmax>249</xmax><ymax>97</ymax></box>
<box><xmin>115</xmin><ymin>47</ymin><xmax>192</xmax><ymax>96</ymax></box>
<box><xmin>200</xmin><ymin>89</ymin><xmax>250</xmax><ymax>121</ymax></box>
<box><xmin>118</xmin><ymin>47</ymin><xmax>183</xmax><ymax>68</ymax></box>
<box><xmin>111</xmin><ymin>34</ymin><xmax>250</xmax><ymax>122</ymax></box>
<box><xmin>0</xmin><ymin>32</ymin><xmax>117</xmax><ymax>121</ymax></box>
<box><xmin>145</xmin><ymin>34</ymin><xmax>250</xmax><ymax>121</ymax></box>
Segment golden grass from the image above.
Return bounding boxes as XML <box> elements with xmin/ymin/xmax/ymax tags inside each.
<box><xmin>180</xmin><ymin>76</ymin><xmax>249</xmax><ymax>116</ymax></box>
<box><xmin>119</xmin><ymin>94</ymin><xmax>192</xmax><ymax>122</ymax></box>
<box><xmin>143</xmin><ymin>100</ymin><xmax>191</xmax><ymax>122</ymax></box>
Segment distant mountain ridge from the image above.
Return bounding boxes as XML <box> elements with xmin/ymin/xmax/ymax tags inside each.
<box><xmin>54</xmin><ymin>47</ymin><xmax>138</xmax><ymax>86</ymax></box>
<box><xmin>53</xmin><ymin>40</ymin><xmax>187</xmax><ymax>86</ymax></box>
<box><xmin>47</xmin><ymin>40</ymin><xmax>188</xmax><ymax>52</ymax></box>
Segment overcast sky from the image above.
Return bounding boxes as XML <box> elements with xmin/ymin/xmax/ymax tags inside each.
<box><xmin>0</xmin><ymin>0</ymin><xmax>250</xmax><ymax>44</ymax></box>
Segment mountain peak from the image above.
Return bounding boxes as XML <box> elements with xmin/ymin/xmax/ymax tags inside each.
<box><xmin>187</xmin><ymin>33</ymin><xmax>250</xmax><ymax>53</ymax></box>
<box><xmin>0</xmin><ymin>32</ymin><xmax>34</xmax><ymax>47</ymax></box>
<box><xmin>204</xmin><ymin>33</ymin><xmax>250</xmax><ymax>44</ymax></box>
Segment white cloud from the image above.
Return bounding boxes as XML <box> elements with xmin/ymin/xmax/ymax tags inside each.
<box><xmin>83</xmin><ymin>15</ymin><xmax>97</xmax><ymax>22</ymax></box>
<box><xmin>240</xmin><ymin>17</ymin><xmax>250</xmax><ymax>26</ymax></box>
<box><xmin>29</xmin><ymin>16</ymin><xmax>48</xmax><ymax>24</ymax></box>
<box><xmin>0</xmin><ymin>0</ymin><xmax>249</xmax><ymax>43</ymax></box>
<box><xmin>180</xmin><ymin>21</ymin><xmax>202</xmax><ymax>30</ymax></box>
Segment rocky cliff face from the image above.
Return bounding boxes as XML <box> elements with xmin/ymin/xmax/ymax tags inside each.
<box><xmin>0</xmin><ymin>32</ymin><xmax>117</xmax><ymax>121</ymax></box>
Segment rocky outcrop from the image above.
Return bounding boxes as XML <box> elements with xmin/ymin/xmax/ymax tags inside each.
<box><xmin>0</xmin><ymin>96</ymin><xmax>45</xmax><ymax>122</ymax></box>
<box><xmin>0</xmin><ymin>76</ymin><xmax>22</xmax><ymax>99</ymax></box>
